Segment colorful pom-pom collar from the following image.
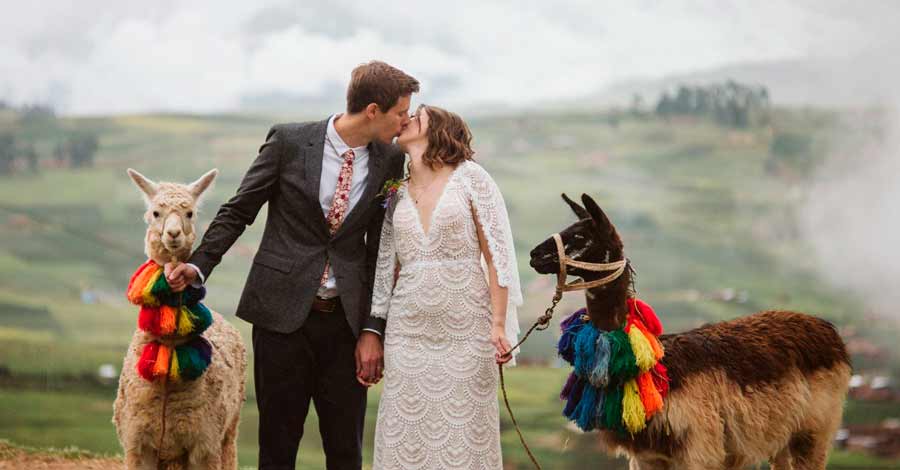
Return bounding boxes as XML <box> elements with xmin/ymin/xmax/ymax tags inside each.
<box><xmin>557</xmin><ymin>298</ymin><xmax>669</xmax><ymax>436</ymax></box>
<box><xmin>126</xmin><ymin>260</ymin><xmax>214</xmax><ymax>383</ymax></box>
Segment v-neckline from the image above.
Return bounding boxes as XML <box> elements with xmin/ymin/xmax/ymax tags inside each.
<box><xmin>405</xmin><ymin>162</ymin><xmax>464</xmax><ymax>239</ymax></box>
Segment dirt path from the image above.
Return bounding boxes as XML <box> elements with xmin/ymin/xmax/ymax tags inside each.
<box><xmin>0</xmin><ymin>441</ymin><xmax>122</xmax><ymax>469</ymax></box>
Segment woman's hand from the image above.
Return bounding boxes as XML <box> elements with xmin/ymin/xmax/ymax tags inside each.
<box><xmin>492</xmin><ymin>324</ymin><xmax>513</xmax><ymax>364</ymax></box>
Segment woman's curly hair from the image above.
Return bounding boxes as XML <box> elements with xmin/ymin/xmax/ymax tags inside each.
<box><xmin>416</xmin><ymin>104</ymin><xmax>475</xmax><ymax>170</ymax></box>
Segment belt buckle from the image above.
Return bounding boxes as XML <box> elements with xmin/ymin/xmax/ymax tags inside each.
<box><xmin>316</xmin><ymin>296</ymin><xmax>337</xmax><ymax>313</ymax></box>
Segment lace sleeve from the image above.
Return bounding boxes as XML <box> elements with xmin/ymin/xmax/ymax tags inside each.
<box><xmin>464</xmin><ymin>162</ymin><xmax>524</xmax><ymax>364</ymax></box>
<box><xmin>370</xmin><ymin>205</ymin><xmax>398</xmax><ymax>319</ymax></box>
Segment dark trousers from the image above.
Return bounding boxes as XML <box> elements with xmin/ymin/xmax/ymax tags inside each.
<box><xmin>253</xmin><ymin>302</ymin><xmax>366</xmax><ymax>470</ymax></box>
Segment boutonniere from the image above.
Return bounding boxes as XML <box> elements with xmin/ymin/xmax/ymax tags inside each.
<box><xmin>378</xmin><ymin>178</ymin><xmax>405</xmax><ymax>209</ymax></box>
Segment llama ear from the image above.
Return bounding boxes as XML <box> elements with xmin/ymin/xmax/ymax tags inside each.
<box><xmin>127</xmin><ymin>168</ymin><xmax>158</xmax><ymax>201</ymax></box>
<box><xmin>188</xmin><ymin>169</ymin><xmax>218</xmax><ymax>201</ymax></box>
<box><xmin>561</xmin><ymin>193</ymin><xmax>589</xmax><ymax>220</ymax></box>
<box><xmin>581</xmin><ymin>193</ymin><xmax>612</xmax><ymax>230</ymax></box>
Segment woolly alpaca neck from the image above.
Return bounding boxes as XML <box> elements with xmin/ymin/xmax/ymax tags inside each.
<box><xmin>585</xmin><ymin>267</ymin><xmax>631</xmax><ymax>331</ymax></box>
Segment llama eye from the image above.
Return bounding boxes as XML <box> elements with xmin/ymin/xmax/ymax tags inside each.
<box><xmin>152</xmin><ymin>211</ymin><xmax>159</xmax><ymax>218</ymax></box>
<box><xmin>187</xmin><ymin>211</ymin><xmax>193</xmax><ymax>218</ymax></box>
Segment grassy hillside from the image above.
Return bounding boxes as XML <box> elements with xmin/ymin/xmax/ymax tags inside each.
<box><xmin>1</xmin><ymin>108</ymin><xmax>898</xmax><ymax>468</ymax></box>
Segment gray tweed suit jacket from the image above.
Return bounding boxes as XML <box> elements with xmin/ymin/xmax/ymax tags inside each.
<box><xmin>188</xmin><ymin>119</ymin><xmax>405</xmax><ymax>336</ymax></box>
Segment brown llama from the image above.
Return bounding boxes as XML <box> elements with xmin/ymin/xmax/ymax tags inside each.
<box><xmin>114</xmin><ymin>169</ymin><xmax>247</xmax><ymax>470</ymax></box>
<box><xmin>529</xmin><ymin>193</ymin><xmax>851</xmax><ymax>470</ymax></box>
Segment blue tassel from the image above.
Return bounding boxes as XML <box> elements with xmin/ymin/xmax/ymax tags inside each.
<box><xmin>560</xmin><ymin>372</ymin><xmax>577</xmax><ymax>400</ymax></box>
<box><xmin>594</xmin><ymin>387</ymin><xmax>607</xmax><ymax>429</ymax></box>
<box><xmin>563</xmin><ymin>378</ymin><xmax>585</xmax><ymax>419</ymax></box>
<box><xmin>589</xmin><ymin>333</ymin><xmax>611</xmax><ymax>387</ymax></box>
<box><xmin>574</xmin><ymin>325</ymin><xmax>600</xmax><ymax>377</ymax></box>
<box><xmin>575</xmin><ymin>384</ymin><xmax>600</xmax><ymax>431</ymax></box>
<box><xmin>558</xmin><ymin>323</ymin><xmax>587</xmax><ymax>365</ymax></box>
<box><xmin>560</xmin><ymin>308</ymin><xmax>587</xmax><ymax>330</ymax></box>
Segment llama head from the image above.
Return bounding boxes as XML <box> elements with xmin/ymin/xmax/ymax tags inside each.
<box><xmin>529</xmin><ymin>193</ymin><xmax>633</xmax><ymax>329</ymax></box>
<box><xmin>127</xmin><ymin>168</ymin><xmax>218</xmax><ymax>265</ymax></box>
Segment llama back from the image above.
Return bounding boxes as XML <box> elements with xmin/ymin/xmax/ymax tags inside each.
<box><xmin>606</xmin><ymin>310</ymin><xmax>851</xmax><ymax>467</ymax></box>
<box><xmin>661</xmin><ymin>310</ymin><xmax>850</xmax><ymax>392</ymax></box>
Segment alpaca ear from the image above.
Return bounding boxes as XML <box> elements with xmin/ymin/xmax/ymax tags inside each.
<box><xmin>127</xmin><ymin>168</ymin><xmax>158</xmax><ymax>201</ymax></box>
<box><xmin>188</xmin><ymin>169</ymin><xmax>218</xmax><ymax>201</ymax></box>
<box><xmin>581</xmin><ymin>193</ymin><xmax>612</xmax><ymax>230</ymax></box>
<box><xmin>561</xmin><ymin>193</ymin><xmax>589</xmax><ymax>220</ymax></box>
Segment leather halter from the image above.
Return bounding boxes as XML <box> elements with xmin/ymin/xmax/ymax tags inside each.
<box><xmin>553</xmin><ymin>233</ymin><xmax>627</xmax><ymax>293</ymax></box>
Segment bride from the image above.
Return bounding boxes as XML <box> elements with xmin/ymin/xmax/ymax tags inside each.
<box><xmin>368</xmin><ymin>104</ymin><xmax>523</xmax><ymax>469</ymax></box>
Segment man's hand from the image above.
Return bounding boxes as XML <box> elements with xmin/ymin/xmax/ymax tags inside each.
<box><xmin>355</xmin><ymin>331</ymin><xmax>384</xmax><ymax>387</ymax></box>
<box><xmin>165</xmin><ymin>262</ymin><xmax>198</xmax><ymax>292</ymax></box>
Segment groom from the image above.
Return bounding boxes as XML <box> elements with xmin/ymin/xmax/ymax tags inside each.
<box><xmin>166</xmin><ymin>61</ymin><xmax>418</xmax><ymax>469</ymax></box>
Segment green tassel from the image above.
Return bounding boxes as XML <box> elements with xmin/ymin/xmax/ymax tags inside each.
<box><xmin>607</xmin><ymin>329</ymin><xmax>639</xmax><ymax>380</ymax></box>
<box><xmin>187</xmin><ymin>303</ymin><xmax>213</xmax><ymax>334</ymax></box>
<box><xmin>175</xmin><ymin>343</ymin><xmax>210</xmax><ymax>380</ymax></box>
<box><xmin>150</xmin><ymin>272</ymin><xmax>170</xmax><ymax>298</ymax></box>
<box><xmin>602</xmin><ymin>384</ymin><xmax>625</xmax><ymax>435</ymax></box>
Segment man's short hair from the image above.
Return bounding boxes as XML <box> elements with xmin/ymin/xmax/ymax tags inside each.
<box><xmin>346</xmin><ymin>61</ymin><xmax>420</xmax><ymax>114</ymax></box>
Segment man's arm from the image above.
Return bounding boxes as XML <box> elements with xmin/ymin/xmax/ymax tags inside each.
<box><xmin>187</xmin><ymin>125</ymin><xmax>284</xmax><ymax>281</ymax></box>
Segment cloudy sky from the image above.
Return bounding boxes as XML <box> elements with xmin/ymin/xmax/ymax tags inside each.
<box><xmin>1</xmin><ymin>0</ymin><xmax>895</xmax><ymax>115</ymax></box>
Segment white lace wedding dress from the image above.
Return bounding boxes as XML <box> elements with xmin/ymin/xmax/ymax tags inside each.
<box><xmin>370</xmin><ymin>160</ymin><xmax>523</xmax><ymax>470</ymax></box>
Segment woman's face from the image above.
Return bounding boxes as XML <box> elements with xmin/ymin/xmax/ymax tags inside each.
<box><xmin>397</xmin><ymin>105</ymin><xmax>429</xmax><ymax>150</ymax></box>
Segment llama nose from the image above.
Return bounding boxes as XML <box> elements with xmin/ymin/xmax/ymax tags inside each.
<box><xmin>167</xmin><ymin>229</ymin><xmax>181</xmax><ymax>238</ymax></box>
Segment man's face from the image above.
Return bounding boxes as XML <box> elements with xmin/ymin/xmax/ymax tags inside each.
<box><xmin>371</xmin><ymin>95</ymin><xmax>411</xmax><ymax>144</ymax></box>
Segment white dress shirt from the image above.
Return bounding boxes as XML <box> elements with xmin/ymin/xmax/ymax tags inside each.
<box><xmin>189</xmin><ymin>114</ymin><xmax>381</xmax><ymax>335</ymax></box>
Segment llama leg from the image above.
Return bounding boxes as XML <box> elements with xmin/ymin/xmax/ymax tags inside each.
<box><xmin>220</xmin><ymin>415</ymin><xmax>240</xmax><ymax>470</ymax></box>
<box><xmin>124</xmin><ymin>446</ymin><xmax>157</xmax><ymax>470</ymax></box>
<box><xmin>789</xmin><ymin>430</ymin><xmax>831</xmax><ymax>470</ymax></box>
<box><xmin>770</xmin><ymin>445</ymin><xmax>792</xmax><ymax>470</ymax></box>
<box><xmin>186</xmin><ymin>451</ymin><xmax>222</xmax><ymax>470</ymax></box>
<box><xmin>629</xmin><ymin>457</ymin><xmax>671</xmax><ymax>470</ymax></box>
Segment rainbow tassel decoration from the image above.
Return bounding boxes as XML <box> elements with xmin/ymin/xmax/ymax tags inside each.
<box><xmin>574</xmin><ymin>324</ymin><xmax>600</xmax><ymax>377</ymax></box>
<box><xmin>556</xmin><ymin>298</ymin><xmax>669</xmax><ymax>436</ymax></box>
<box><xmin>632</xmin><ymin>298</ymin><xmax>662</xmax><ymax>336</ymax></box>
<box><xmin>627</xmin><ymin>324</ymin><xmax>656</xmax><ymax>372</ymax></box>
<box><xmin>622</xmin><ymin>378</ymin><xmax>647</xmax><ymax>434</ymax></box>
<box><xmin>589</xmin><ymin>334</ymin><xmax>611</xmax><ymax>387</ymax></box>
<box><xmin>637</xmin><ymin>371</ymin><xmax>664</xmax><ymax>417</ymax></box>
<box><xmin>136</xmin><ymin>337</ymin><xmax>213</xmax><ymax>383</ymax></box>
<box><xmin>127</xmin><ymin>260</ymin><xmax>214</xmax><ymax>383</ymax></box>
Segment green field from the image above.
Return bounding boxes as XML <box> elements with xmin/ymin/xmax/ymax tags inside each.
<box><xmin>1</xmin><ymin>108</ymin><xmax>899</xmax><ymax>467</ymax></box>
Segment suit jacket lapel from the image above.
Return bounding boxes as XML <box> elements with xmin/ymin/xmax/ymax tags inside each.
<box><xmin>335</xmin><ymin>140</ymin><xmax>386</xmax><ymax>238</ymax></box>
<box><xmin>304</xmin><ymin>119</ymin><xmax>329</xmax><ymax>233</ymax></box>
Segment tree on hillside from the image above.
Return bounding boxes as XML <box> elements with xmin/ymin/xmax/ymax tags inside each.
<box><xmin>53</xmin><ymin>141</ymin><xmax>67</xmax><ymax>167</ymax></box>
<box><xmin>654</xmin><ymin>80</ymin><xmax>771</xmax><ymax>128</ymax></box>
<box><xmin>23</xmin><ymin>143</ymin><xmax>38</xmax><ymax>173</ymax></box>
<box><xmin>69</xmin><ymin>134</ymin><xmax>99</xmax><ymax>168</ymax></box>
<box><xmin>656</xmin><ymin>92</ymin><xmax>674</xmax><ymax>117</ymax></box>
<box><xmin>0</xmin><ymin>133</ymin><xmax>15</xmax><ymax>175</ymax></box>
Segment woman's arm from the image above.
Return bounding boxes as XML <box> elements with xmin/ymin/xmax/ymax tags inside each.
<box><xmin>473</xmin><ymin>205</ymin><xmax>513</xmax><ymax>364</ymax></box>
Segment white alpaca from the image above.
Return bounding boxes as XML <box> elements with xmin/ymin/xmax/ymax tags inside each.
<box><xmin>114</xmin><ymin>168</ymin><xmax>247</xmax><ymax>470</ymax></box>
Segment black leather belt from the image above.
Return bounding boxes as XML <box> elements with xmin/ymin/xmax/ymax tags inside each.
<box><xmin>311</xmin><ymin>296</ymin><xmax>341</xmax><ymax>313</ymax></box>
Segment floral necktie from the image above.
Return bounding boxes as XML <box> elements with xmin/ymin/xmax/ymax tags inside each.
<box><xmin>320</xmin><ymin>148</ymin><xmax>356</xmax><ymax>286</ymax></box>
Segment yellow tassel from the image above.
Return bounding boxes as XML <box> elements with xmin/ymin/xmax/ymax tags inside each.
<box><xmin>622</xmin><ymin>378</ymin><xmax>647</xmax><ymax>434</ymax></box>
<box><xmin>628</xmin><ymin>326</ymin><xmax>656</xmax><ymax>372</ymax></box>
<box><xmin>141</xmin><ymin>268</ymin><xmax>163</xmax><ymax>306</ymax></box>
<box><xmin>169</xmin><ymin>351</ymin><xmax>181</xmax><ymax>382</ymax></box>
<box><xmin>176</xmin><ymin>306</ymin><xmax>195</xmax><ymax>336</ymax></box>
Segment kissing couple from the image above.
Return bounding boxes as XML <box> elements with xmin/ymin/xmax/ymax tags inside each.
<box><xmin>166</xmin><ymin>60</ymin><xmax>523</xmax><ymax>470</ymax></box>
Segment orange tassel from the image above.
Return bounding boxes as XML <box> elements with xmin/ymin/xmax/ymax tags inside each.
<box><xmin>159</xmin><ymin>305</ymin><xmax>177</xmax><ymax>336</ymax></box>
<box><xmin>153</xmin><ymin>344</ymin><xmax>172</xmax><ymax>378</ymax></box>
<box><xmin>127</xmin><ymin>260</ymin><xmax>158</xmax><ymax>304</ymax></box>
<box><xmin>637</xmin><ymin>371</ymin><xmax>664</xmax><ymax>417</ymax></box>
